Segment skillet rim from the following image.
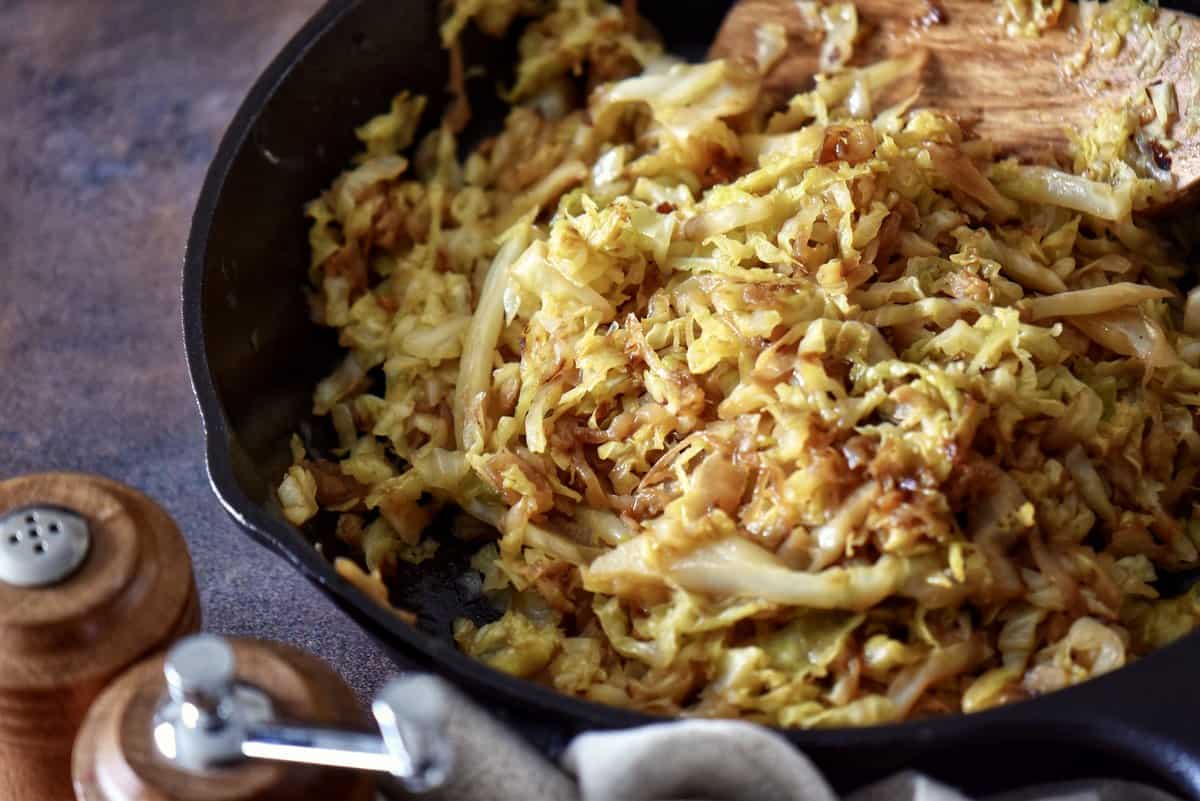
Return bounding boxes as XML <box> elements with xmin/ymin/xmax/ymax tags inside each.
<box><xmin>181</xmin><ymin>0</ymin><xmax>1200</xmax><ymax>788</ymax></box>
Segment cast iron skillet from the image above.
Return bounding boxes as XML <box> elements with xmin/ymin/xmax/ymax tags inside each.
<box><xmin>184</xmin><ymin>0</ymin><xmax>1200</xmax><ymax>796</ymax></box>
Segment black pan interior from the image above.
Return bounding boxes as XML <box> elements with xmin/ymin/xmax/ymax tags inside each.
<box><xmin>184</xmin><ymin>0</ymin><xmax>1200</xmax><ymax>796</ymax></box>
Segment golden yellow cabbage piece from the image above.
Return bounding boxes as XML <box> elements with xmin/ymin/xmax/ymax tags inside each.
<box><xmin>282</xmin><ymin>0</ymin><xmax>1200</xmax><ymax>727</ymax></box>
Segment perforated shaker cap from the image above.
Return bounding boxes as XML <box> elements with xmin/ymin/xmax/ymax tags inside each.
<box><xmin>0</xmin><ymin>505</ymin><xmax>91</xmax><ymax>587</ymax></box>
<box><xmin>0</xmin><ymin>471</ymin><xmax>201</xmax><ymax>692</ymax></box>
<box><xmin>0</xmin><ymin>472</ymin><xmax>201</xmax><ymax>801</ymax></box>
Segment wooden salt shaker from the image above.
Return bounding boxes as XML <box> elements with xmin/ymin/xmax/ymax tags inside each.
<box><xmin>72</xmin><ymin>637</ymin><xmax>377</xmax><ymax>801</ymax></box>
<box><xmin>0</xmin><ymin>472</ymin><xmax>202</xmax><ymax>801</ymax></box>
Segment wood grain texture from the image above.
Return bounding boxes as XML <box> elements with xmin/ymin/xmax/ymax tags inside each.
<box><xmin>712</xmin><ymin>0</ymin><xmax>1200</xmax><ymax>190</ymax></box>
<box><xmin>73</xmin><ymin>638</ymin><xmax>376</xmax><ymax>801</ymax></box>
<box><xmin>0</xmin><ymin>472</ymin><xmax>201</xmax><ymax>801</ymax></box>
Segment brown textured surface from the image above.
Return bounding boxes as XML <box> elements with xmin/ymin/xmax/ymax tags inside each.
<box><xmin>0</xmin><ymin>0</ymin><xmax>397</xmax><ymax>704</ymax></box>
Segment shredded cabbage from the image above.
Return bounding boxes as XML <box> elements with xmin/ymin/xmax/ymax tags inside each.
<box><xmin>280</xmin><ymin>0</ymin><xmax>1200</xmax><ymax>727</ymax></box>
<box><xmin>997</xmin><ymin>0</ymin><xmax>1065</xmax><ymax>38</ymax></box>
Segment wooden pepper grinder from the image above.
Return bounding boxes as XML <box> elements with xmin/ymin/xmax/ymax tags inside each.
<box><xmin>72</xmin><ymin>636</ymin><xmax>377</xmax><ymax>801</ymax></box>
<box><xmin>0</xmin><ymin>472</ymin><xmax>202</xmax><ymax>801</ymax></box>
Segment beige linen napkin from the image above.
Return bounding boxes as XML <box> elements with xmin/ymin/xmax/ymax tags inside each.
<box><xmin>382</xmin><ymin>675</ymin><xmax>1182</xmax><ymax>801</ymax></box>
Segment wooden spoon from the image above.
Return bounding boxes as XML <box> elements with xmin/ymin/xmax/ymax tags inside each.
<box><xmin>710</xmin><ymin>0</ymin><xmax>1200</xmax><ymax>203</ymax></box>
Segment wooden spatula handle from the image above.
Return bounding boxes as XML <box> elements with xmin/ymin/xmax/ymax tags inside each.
<box><xmin>711</xmin><ymin>0</ymin><xmax>1200</xmax><ymax>193</ymax></box>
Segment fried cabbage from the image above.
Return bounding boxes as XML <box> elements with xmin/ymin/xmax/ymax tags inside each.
<box><xmin>281</xmin><ymin>0</ymin><xmax>1200</xmax><ymax>727</ymax></box>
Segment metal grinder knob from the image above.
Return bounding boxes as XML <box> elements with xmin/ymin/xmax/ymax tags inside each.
<box><xmin>72</xmin><ymin>635</ymin><xmax>378</xmax><ymax>801</ymax></box>
<box><xmin>155</xmin><ymin>634</ymin><xmax>277</xmax><ymax>772</ymax></box>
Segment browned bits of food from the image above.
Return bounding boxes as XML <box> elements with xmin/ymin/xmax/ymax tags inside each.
<box><xmin>1150</xmin><ymin>140</ymin><xmax>1173</xmax><ymax>170</ymax></box>
<box><xmin>281</xmin><ymin>0</ymin><xmax>1200</xmax><ymax>728</ymax></box>
<box><xmin>818</xmin><ymin>123</ymin><xmax>878</xmax><ymax>165</ymax></box>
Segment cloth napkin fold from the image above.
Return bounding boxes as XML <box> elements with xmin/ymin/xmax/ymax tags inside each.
<box><xmin>383</xmin><ymin>675</ymin><xmax>1182</xmax><ymax>801</ymax></box>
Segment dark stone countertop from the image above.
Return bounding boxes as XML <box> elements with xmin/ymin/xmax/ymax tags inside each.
<box><xmin>0</xmin><ymin>0</ymin><xmax>396</xmax><ymax>701</ymax></box>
